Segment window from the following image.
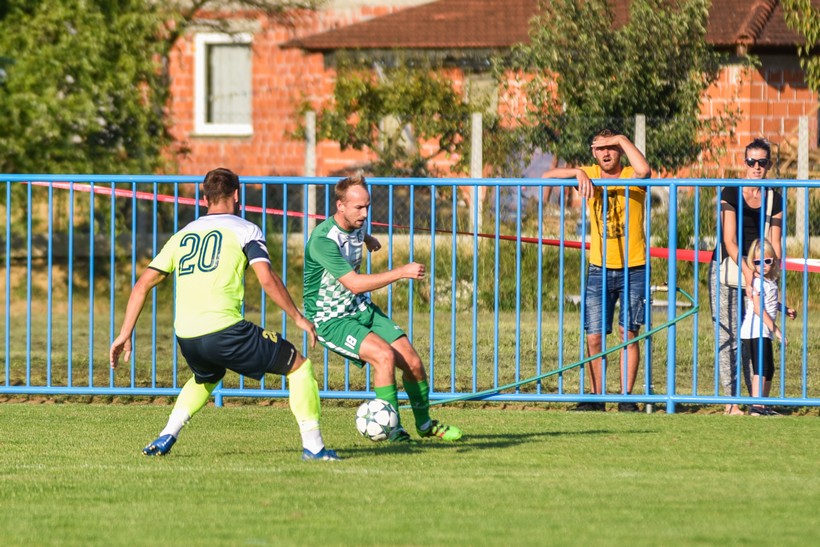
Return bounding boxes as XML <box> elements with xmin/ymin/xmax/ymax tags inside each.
<box><xmin>194</xmin><ymin>33</ymin><xmax>253</xmax><ymax>136</ymax></box>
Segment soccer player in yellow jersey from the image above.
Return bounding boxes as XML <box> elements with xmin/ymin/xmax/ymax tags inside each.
<box><xmin>542</xmin><ymin>129</ymin><xmax>651</xmax><ymax>412</ymax></box>
<box><xmin>110</xmin><ymin>168</ymin><xmax>339</xmax><ymax>461</ymax></box>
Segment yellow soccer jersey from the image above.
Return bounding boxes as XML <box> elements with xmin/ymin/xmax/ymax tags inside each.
<box><xmin>148</xmin><ymin>213</ymin><xmax>271</xmax><ymax>338</ymax></box>
<box><xmin>580</xmin><ymin>165</ymin><xmax>647</xmax><ymax>268</ymax></box>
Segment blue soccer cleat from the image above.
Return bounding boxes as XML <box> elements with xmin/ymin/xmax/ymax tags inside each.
<box><xmin>302</xmin><ymin>447</ymin><xmax>342</xmax><ymax>461</ymax></box>
<box><xmin>142</xmin><ymin>434</ymin><xmax>177</xmax><ymax>456</ymax></box>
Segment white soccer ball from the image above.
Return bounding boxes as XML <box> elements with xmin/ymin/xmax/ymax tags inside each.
<box><xmin>355</xmin><ymin>399</ymin><xmax>399</xmax><ymax>442</ymax></box>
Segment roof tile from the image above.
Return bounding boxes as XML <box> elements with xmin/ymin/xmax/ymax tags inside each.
<box><xmin>285</xmin><ymin>0</ymin><xmax>820</xmax><ymax>52</ymax></box>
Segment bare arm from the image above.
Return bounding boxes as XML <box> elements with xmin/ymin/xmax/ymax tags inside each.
<box><xmin>337</xmin><ymin>262</ymin><xmax>425</xmax><ymax>295</ymax></box>
<box><xmin>613</xmin><ymin>135</ymin><xmax>651</xmax><ymax>179</ymax></box>
<box><xmin>110</xmin><ymin>268</ymin><xmax>167</xmax><ymax>368</ymax></box>
<box><xmin>720</xmin><ymin>207</ymin><xmax>756</xmax><ymax>289</ymax></box>
<box><xmin>751</xmin><ymin>290</ymin><xmax>783</xmax><ymax>344</ymax></box>
<box><xmin>720</xmin><ymin>206</ymin><xmax>740</xmax><ymax>263</ymax></box>
<box><xmin>541</xmin><ymin>167</ymin><xmax>594</xmax><ymax>199</ymax></box>
<box><xmin>770</xmin><ymin>214</ymin><xmax>783</xmax><ymax>260</ymax></box>
<box><xmin>251</xmin><ymin>261</ymin><xmax>316</xmax><ymax>348</ymax></box>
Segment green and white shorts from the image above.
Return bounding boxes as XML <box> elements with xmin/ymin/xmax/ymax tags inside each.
<box><xmin>315</xmin><ymin>304</ymin><xmax>405</xmax><ymax>367</ymax></box>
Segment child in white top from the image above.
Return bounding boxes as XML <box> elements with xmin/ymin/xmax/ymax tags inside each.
<box><xmin>740</xmin><ymin>238</ymin><xmax>795</xmax><ymax>416</ymax></box>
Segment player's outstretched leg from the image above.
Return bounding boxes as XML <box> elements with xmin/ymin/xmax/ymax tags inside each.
<box><xmin>143</xmin><ymin>376</ymin><xmax>217</xmax><ymax>456</ymax></box>
<box><xmin>405</xmin><ymin>378</ymin><xmax>463</xmax><ymax>441</ymax></box>
<box><xmin>288</xmin><ymin>359</ymin><xmax>341</xmax><ymax>462</ymax></box>
<box><xmin>371</xmin><ymin>383</ymin><xmax>416</xmax><ymax>444</ymax></box>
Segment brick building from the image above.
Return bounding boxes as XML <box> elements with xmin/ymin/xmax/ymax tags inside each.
<box><xmin>166</xmin><ymin>0</ymin><xmax>819</xmax><ymax>178</ymax></box>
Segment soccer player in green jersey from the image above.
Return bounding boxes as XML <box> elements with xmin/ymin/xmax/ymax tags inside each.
<box><xmin>304</xmin><ymin>175</ymin><xmax>463</xmax><ymax>443</ymax></box>
<box><xmin>110</xmin><ymin>168</ymin><xmax>339</xmax><ymax>461</ymax></box>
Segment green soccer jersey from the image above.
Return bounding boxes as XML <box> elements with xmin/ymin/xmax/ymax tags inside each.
<box><xmin>148</xmin><ymin>213</ymin><xmax>271</xmax><ymax>338</ymax></box>
<box><xmin>303</xmin><ymin>217</ymin><xmax>371</xmax><ymax>324</ymax></box>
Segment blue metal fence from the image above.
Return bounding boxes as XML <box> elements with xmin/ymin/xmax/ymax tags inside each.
<box><xmin>1</xmin><ymin>174</ymin><xmax>817</xmax><ymax>413</ymax></box>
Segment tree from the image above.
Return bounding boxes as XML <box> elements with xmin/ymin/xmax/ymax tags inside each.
<box><xmin>303</xmin><ymin>58</ymin><xmax>517</xmax><ymax>178</ymax></box>
<box><xmin>506</xmin><ymin>0</ymin><xmax>737</xmax><ymax>172</ymax></box>
<box><xmin>782</xmin><ymin>0</ymin><xmax>820</xmax><ymax>93</ymax></box>
<box><xmin>0</xmin><ymin>0</ymin><xmax>322</xmax><ymax>174</ymax></box>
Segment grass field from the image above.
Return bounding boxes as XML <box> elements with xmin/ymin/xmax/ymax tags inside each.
<box><xmin>2</xmin><ymin>402</ymin><xmax>819</xmax><ymax>546</ymax></box>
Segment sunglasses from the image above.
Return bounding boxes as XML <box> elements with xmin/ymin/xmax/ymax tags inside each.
<box><xmin>745</xmin><ymin>158</ymin><xmax>770</xmax><ymax>168</ymax></box>
<box><xmin>753</xmin><ymin>257</ymin><xmax>774</xmax><ymax>266</ymax></box>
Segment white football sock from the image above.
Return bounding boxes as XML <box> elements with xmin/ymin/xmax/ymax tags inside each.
<box><xmin>299</xmin><ymin>420</ymin><xmax>324</xmax><ymax>454</ymax></box>
<box><xmin>159</xmin><ymin>408</ymin><xmax>190</xmax><ymax>438</ymax></box>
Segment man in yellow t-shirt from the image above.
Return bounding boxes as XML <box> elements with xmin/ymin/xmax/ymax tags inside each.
<box><xmin>542</xmin><ymin>129</ymin><xmax>651</xmax><ymax>412</ymax></box>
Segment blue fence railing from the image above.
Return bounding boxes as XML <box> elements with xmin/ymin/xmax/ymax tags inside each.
<box><xmin>1</xmin><ymin>174</ymin><xmax>817</xmax><ymax>413</ymax></box>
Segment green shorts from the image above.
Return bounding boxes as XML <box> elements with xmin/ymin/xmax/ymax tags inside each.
<box><xmin>315</xmin><ymin>304</ymin><xmax>406</xmax><ymax>367</ymax></box>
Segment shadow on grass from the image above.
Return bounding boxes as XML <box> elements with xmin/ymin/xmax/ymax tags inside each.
<box><xmin>332</xmin><ymin>428</ymin><xmax>658</xmax><ymax>457</ymax></box>
<box><xmin>142</xmin><ymin>427</ymin><xmax>657</xmax><ymax>460</ymax></box>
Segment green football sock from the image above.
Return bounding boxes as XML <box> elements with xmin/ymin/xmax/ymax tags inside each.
<box><xmin>174</xmin><ymin>376</ymin><xmax>217</xmax><ymax>417</ymax></box>
<box><xmin>403</xmin><ymin>378</ymin><xmax>431</xmax><ymax>430</ymax></box>
<box><xmin>374</xmin><ymin>384</ymin><xmax>402</xmax><ymax>427</ymax></box>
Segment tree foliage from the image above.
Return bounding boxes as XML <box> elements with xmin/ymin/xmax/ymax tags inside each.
<box><xmin>0</xmin><ymin>0</ymin><xmax>322</xmax><ymax>174</ymax></box>
<box><xmin>507</xmin><ymin>0</ymin><xmax>736</xmax><ymax>172</ymax></box>
<box><xmin>304</xmin><ymin>58</ymin><xmax>518</xmax><ymax>177</ymax></box>
<box><xmin>0</xmin><ymin>1</ymin><xmax>162</xmax><ymax>173</ymax></box>
<box><xmin>782</xmin><ymin>0</ymin><xmax>820</xmax><ymax>93</ymax></box>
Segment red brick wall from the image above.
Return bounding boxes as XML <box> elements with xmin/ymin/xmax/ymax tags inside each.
<box><xmin>700</xmin><ymin>56</ymin><xmax>818</xmax><ymax>177</ymax></box>
<box><xmin>167</xmin><ymin>6</ymin><xmax>404</xmax><ymax>178</ymax></box>
<box><xmin>167</xmin><ymin>8</ymin><xmax>819</xmax><ymax>179</ymax></box>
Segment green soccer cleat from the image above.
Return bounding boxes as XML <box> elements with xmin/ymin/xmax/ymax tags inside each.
<box><xmin>417</xmin><ymin>420</ymin><xmax>463</xmax><ymax>441</ymax></box>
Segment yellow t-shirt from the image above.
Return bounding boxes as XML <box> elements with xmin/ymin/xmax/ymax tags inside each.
<box><xmin>581</xmin><ymin>165</ymin><xmax>647</xmax><ymax>268</ymax></box>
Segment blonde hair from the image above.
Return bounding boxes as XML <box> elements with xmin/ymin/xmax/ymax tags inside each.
<box><xmin>746</xmin><ymin>238</ymin><xmax>779</xmax><ymax>281</ymax></box>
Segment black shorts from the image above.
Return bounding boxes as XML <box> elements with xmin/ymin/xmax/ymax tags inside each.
<box><xmin>177</xmin><ymin>320</ymin><xmax>298</xmax><ymax>384</ymax></box>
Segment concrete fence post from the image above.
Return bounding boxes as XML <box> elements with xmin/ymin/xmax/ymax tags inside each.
<box><xmin>794</xmin><ymin>116</ymin><xmax>809</xmax><ymax>246</ymax></box>
<box><xmin>470</xmin><ymin>112</ymin><xmax>483</xmax><ymax>234</ymax></box>
<box><xmin>636</xmin><ymin>114</ymin><xmax>666</xmax><ymax>210</ymax></box>
<box><xmin>634</xmin><ymin>114</ymin><xmax>646</xmax><ymax>154</ymax></box>
<box><xmin>305</xmin><ymin>110</ymin><xmax>317</xmax><ymax>234</ymax></box>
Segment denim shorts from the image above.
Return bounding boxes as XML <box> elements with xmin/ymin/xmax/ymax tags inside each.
<box><xmin>584</xmin><ymin>265</ymin><xmax>648</xmax><ymax>335</ymax></box>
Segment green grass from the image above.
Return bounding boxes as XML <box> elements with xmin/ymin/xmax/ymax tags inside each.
<box><xmin>1</xmin><ymin>402</ymin><xmax>819</xmax><ymax>546</ymax></box>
